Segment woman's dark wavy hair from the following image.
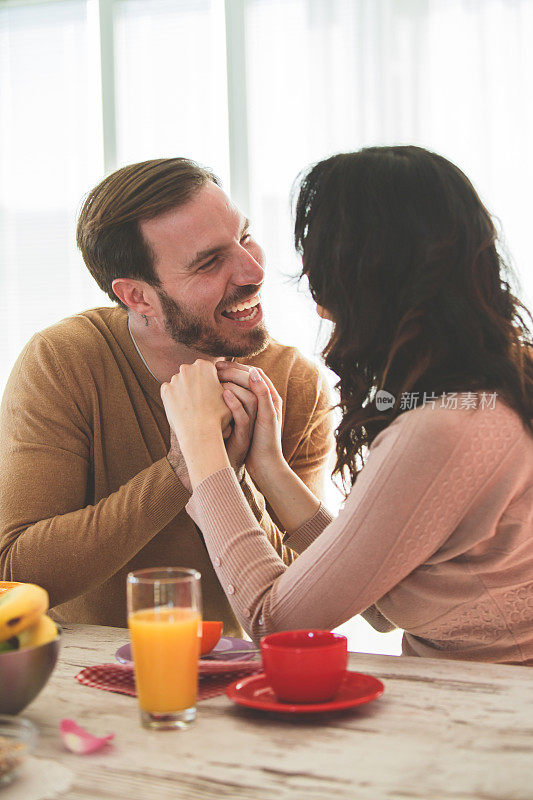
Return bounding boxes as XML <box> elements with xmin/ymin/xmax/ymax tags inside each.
<box><xmin>294</xmin><ymin>145</ymin><xmax>533</xmax><ymax>492</ymax></box>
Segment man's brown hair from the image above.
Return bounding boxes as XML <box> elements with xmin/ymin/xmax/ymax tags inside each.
<box><xmin>77</xmin><ymin>158</ymin><xmax>219</xmax><ymax>306</ymax></box>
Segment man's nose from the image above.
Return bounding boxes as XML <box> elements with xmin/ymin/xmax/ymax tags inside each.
<box><xmin>233</xmin><ymin>246</ymin><xmax>264</xmax><ymax>286</ymax></box>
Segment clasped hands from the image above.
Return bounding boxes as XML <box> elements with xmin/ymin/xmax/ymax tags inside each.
<box><xmin>161</xmin><ymin>360</ymin><xmax>284</xmax><ymax>492</ymax></box>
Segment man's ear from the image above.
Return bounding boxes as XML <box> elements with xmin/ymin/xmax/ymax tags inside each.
<box><xmin>112</xmin><ymin>278</ymin><xmax>158</xmax><ymax>315</ymax></box>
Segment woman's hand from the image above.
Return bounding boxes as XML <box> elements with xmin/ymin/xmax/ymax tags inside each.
<box><xmin>161</xmin><ymin>360</ymin><xmax>230</xmax><ymax>441</ymax></box>
<box><xmin>216</xmin><ymin>361</ymin><xmax>285</xmax><ymax>486</ymax></box>
<box><xmin>161</xmin><ymin>360</ymin><xmax>233</xmax><ymax>487</ymax></box>
<box><xmin>217</xmin><ymin>379</ymin><xmax>258</xmax><ymax>480</ymax></box>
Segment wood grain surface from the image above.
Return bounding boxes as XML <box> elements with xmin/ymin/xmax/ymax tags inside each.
<box><xmin>20</xmin><ymin>624</ymin><xmax>532</xmax><ymax>800</ymax></box>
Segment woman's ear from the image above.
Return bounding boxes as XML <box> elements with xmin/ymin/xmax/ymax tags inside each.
<box><xmin>316</xmin><ymin>304</ymin><xmax>334</xmax><ymax>322</ymax></box>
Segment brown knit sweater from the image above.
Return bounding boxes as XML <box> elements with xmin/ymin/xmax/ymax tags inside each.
<box><xmin>0</xmin><ymin>307</ymin><xmax>333</xmax><ymax>634</ymax></box>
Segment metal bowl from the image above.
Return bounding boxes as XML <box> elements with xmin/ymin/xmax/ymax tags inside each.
<box><xmin>0</xmin><ymin>628</ymin><xmax>61</xmax><ymax>714</ymax></box>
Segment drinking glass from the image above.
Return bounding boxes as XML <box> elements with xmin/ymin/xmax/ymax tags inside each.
<box><xmin>127</xmin><ymin>567</ymin><xmax>202</xmax><ymax>730</ymax></box>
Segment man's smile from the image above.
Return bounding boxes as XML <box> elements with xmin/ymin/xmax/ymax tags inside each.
<box><xmin>220</xmin><ymin>294</ymin><xmax>262</xmax><ymax>326</ymax></box>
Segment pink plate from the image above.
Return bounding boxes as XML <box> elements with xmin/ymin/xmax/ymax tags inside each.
<box><xmin>226</xmin><ymin>670</ymin><xmax>384</xmax><ymax>714</ymax></box>
<box><xmin>115</xmin><ymin>637</ymin><xmax>257</xmax><ymax>675</ymax></box>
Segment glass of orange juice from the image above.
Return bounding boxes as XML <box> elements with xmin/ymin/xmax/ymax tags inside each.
<box><xmin>127</xmin><ymin>567</ymin><xmax>202</xmax><ymax>730</ymax></box>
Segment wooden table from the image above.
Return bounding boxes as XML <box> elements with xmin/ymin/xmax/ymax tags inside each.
<box><xmin>17</xmin><ymin>624</ymin><xmax>533</xmax><ymax>800</ymax></box>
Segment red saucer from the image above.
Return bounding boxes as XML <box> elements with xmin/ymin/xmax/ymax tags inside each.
<box><xmin>226</xmin><ymin>670</ymin><xmax>384</xmax><ymax>714</ymax></box>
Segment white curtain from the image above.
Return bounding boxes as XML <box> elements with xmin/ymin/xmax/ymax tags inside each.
<box><xmin>245</xmin><ymin>0</ymin><xmax>533</xmax><ymax>364</ymax></box>
<box><xmin>0</xmin><ymin>0</ymin><xmax>104</xmax><ymax>389</ymax></box>
<box><xmin>114</xmin><ymin>0</ymin><xmax>230</xmax><ymax>179</ymax></box>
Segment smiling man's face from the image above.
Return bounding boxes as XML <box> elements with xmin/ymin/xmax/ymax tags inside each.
<box><xmin>140</xmin><ymin>181</ymin><xmax>269</xmax><ymax>357</ymax></box>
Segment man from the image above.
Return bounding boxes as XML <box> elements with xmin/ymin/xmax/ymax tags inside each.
<box><xmin>0</xmin><ymin>158</ymin><xmax>332</xmax><ymax>634</ymax></box>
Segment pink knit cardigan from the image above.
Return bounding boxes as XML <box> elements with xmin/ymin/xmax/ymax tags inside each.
<box><xmin>187</xmin><ymin>399</ymin><xmax>533</xmax><ymax>664</ymax></box>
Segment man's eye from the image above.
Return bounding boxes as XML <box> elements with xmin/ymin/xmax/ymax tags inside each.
<box><xmin>240</xmin><ymin>233</ymin><xmax>251</xmax><ymax>244</ymax></box>
<box><xmin>197</xmin><ymin>257</ymin><xmax>218</xmax><ymax>271</ymax></box>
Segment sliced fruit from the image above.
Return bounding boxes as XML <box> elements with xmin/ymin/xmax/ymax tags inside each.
<box><xmin>200</xmin><ymin>621</ymin><xmax>223</xmax><ymax>655</ymax></box>
<box><xmin>17</xmin><ymin>614</ymin><xmax>58</xmax><ymax>649</ymax></box>
<box><xmin>0</xmin><ymin>583</ymin><xmax>49</xmax><ymax>642</ymax></box>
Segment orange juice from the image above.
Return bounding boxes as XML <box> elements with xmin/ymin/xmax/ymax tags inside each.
<box><xmin>128</xmin><ymin>606</ymin><xmax>201</xmax><ymax>713</ymax></box>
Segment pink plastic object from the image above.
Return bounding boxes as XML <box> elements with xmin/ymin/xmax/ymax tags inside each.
<box><xmin>59</xmin><ymin>718</ymin><xmax>114</xmax><ymax>754</ymax></box>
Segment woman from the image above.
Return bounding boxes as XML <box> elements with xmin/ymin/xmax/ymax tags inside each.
<box><xmin>161</xmin><ymin>146</ymin><xmax>533</xmax><ymax>664</ymax></box>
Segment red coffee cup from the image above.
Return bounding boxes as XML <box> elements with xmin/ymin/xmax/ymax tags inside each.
<box><xmin>260</xmin><ymin>630</ymin><xmax>348</xmax><ymax>703</ymax></box>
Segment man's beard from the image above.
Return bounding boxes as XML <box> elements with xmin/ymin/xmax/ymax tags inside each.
<box><xmin>157</xmin><ymin>288</ymin><xmax>269</xmax><ymax>358</ymax></box>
